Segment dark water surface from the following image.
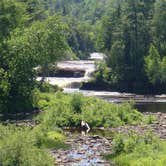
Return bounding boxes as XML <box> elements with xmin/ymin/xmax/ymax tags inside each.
<box><xmin>136</xmin><ymin>102</ymin><xmax>166</xmax><ymax>113</ymax></box>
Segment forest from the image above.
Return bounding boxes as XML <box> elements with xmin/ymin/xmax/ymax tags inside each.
<box><xmin>0</xmin><ymin>0</ymin><xmax>166</xmax><ymax>113</ymax></box>
<box><xmin>0</xmin><ymin>0</ymin><xmax>166</xmax><ymax>166</ymax></box>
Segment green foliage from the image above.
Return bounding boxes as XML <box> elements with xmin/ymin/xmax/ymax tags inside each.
<box><xmin>153</xmin><ymin>0</ymin><xmax>166</xmax><ymax>56</ymax></box>
<box><xmin>145</xmin><ymin>44</ymin><xmax>166</xmax><ymax>85</ymax></box>
<box><xmin>71</xmin><ymin>93</ymin><xmax>83</xmax><ymax>114</ymax></box>
<box><xmin>65</xmin><ymin>18</ymin><xmax>94</xmax><ymax>59</ymax></box>
<box><xmin>41</xmin><ymin>131</ymin><xmax>68</xmax><ymax>149</ymax></box>
<box><xmin>0</xmin><ymin>0</ymin><xmax>27</xmax><ymax>40</ymax></box>
<box><xmin>36</xmin><ymin>92</ymin><xmax>144</xmax><ymax>128</ymax></box>
<box><xmin>86</xmin><ymin>0</ymin><xmax>166</xmax><ymax>92</ymax></box>
<box><xmin>107</xmin><ymin>41</ymin><xmax>125</xmax><ymax>82</ymax></box>
<box><xmin>161</xmin><ymin>57</ymin><xmax>166</xmax><ymax>83</ymax></box>
<box><xmin>54</xmin><ymin>0</ymin><xmax>166</xmax><ymax>92</ymax></box>
<box><xmin>54</xmin><ymin>0</ymin><xmax>113</xmax><ymax>58</ymax></box>
<box><xmin>37</xmin><ymin>82</ymin><xmax>60</xmax><ymax>93</ymax></box>
<box><xmin>145</xmin><ymin>44</ymin><xmax>161</xmax><ymax>84</ymax></box>
<box><xmin>0</xmin><ymin>122</ymin><xmax>68</xmax><ymax>165</ymax></box>
<box><xmin>0</xmin><ymin>124</ymin><xmax>54</xmax><ymax>166</ymax></box>
<box><xmin>94</xmin><ymin>62</ymin><xmax>110</xmax><ymax>82</ymax></box>
<box><xmin>143</xmin><ymin>115</ymin><xmax>157</xmax><ymax>125</ymax></box>
<box><xmin>0</xmin><ymin>9</ymin><xmax>68</xmax><ymax>114</ymax></box>
<box><xmin>105</xmin><ymin>132</ymin><xmax>166</xmax><ymax>166</ymax></box>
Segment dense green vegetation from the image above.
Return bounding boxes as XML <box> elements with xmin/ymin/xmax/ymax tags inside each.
<box><xmin>35</xmin><ymin>92</ymin><xmax>152</xmax><ymax>128</ymax></box>
<box><xmin>105</xmin><ymin>132</ymin><xmax>166</xmax><ymax>166</ymax></box>
<box><xmin>0</xmin><ymin>91</ymin><xmax>153</xmax><ymax>165</ymax></box>
<box><xmin>0</xmin><ymin>0</ymin><xmax>69</xmax><ymax>114</ymax></box>
<box><xmin>95</xmin><ymin>0</ymin><xmax>166</xmax><ymax>93</ymax></box>
<box><xmin>0</xmin><ymin>0</ymin><xmax>165</xmax><ymax>165</ymax></box>
<box><xmin>54</xmin><ymin>0</ymin><xmax>166</xmax><ymax>93</ymax></box>
<box><xmin>0</xmin><ymin>123</ymin><xmax>67</xmax><ymax>166</ymax></box>
<box><xmin>0</xmin><ymin>0</ymin><xmax>166</xmax><ymax>114</ymax></box>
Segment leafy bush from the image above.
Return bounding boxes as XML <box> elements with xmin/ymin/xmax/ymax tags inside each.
<box><xmin>36</xmin><ymin>92</ymin><xmax>145</xmax><ymax>128</ymax></box>
<box><xmin>0</xmin><ymin>125</ymin><xmax>54</xmax><ymax>166</ymax></box>
<box><xmin>105</xmin><ymin>132</ymin><xmax>166</xmax><ymax>166</ymax></box>
<box><xmin>41</xmin><ymin>131</ymin><xmax>68</xmax><ymax>149</ymax></box>
<box><xmin>35</xmin><ymin>81</ymin><xmax>60</xmax><ymax>93</ymax></box>
<box><xmin>0</xmin><ymin>124</ymin><xmax>68</xmax><ymax>166</ymax></box>
<box><xmin>71</xmin><ymin>93</ymin><xmax>84</xmax><ymax>114</ymax></box>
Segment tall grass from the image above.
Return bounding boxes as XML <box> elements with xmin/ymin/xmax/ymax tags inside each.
<box><xmin>105</xmin><ymin>132</ymin><xmax>166</xmax><ymax>166</ymax></box>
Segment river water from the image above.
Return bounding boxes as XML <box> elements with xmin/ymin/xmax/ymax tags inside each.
<box><xmin>37</xmin><ymin>53</ymin><xmax>166</xmax><ymax>113</ymax></box>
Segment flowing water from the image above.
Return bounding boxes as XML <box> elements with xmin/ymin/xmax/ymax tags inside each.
<box><xmin>44</xmin><ymin>53</ymin><xmax>165</xmax><ymax>165</ymax></box>
<box><xmin>37</xmin><ymin>60</ymin><xmax>95</xmax><ymax>88</ymax></box>
<box><xmin>37</xmin><ymin>52</ymin><xmax>166</xmax><ymax>113</ymax></box>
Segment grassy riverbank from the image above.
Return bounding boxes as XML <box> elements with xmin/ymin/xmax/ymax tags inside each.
<box><xmin>0</xmin><ymin>91</ymin><xmax>157</xmax><ymax>165</ymax></box>
<box><xmin>105</xmin><ymin>132</ymin><xmax>166</xmax><ymax>166</ymax></box>
<box><xmin>0</xmin><ymin>122</ymin><xmax>69</xmax><ymax>166</ymax></box>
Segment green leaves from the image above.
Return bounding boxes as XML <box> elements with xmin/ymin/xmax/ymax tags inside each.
<box><xmin>0</xmin><ymin>13</ymin><xmax>69</xmax><ymax>113</ymax></box>
<box><xmin>36</xmin><ymin>92</ymin><xmax>144</xmax><ymax>128</ymax></box>
<box><xmin>145</xmin><ymin>44</ymin><xmax>161</xmax><ymax>85</ymax></box>
<box><xmin>0</xmin><ymin>125</ymin><xmax>54</xmax><ymax>166</ymax></box>
<box><xmin>153</xmin><ymin>0</ymin><xmax>166</xmax><ymax>56</ymax></box>
<box><xmin>145</xmin><ymin>44</ymin><xmax>166</xmax><ymax>85</ymax></box>
<box><xmin>161</xmin><ymin>57</ymin><xmax>166</xmax><ymax>82</ymax></box>
<box><xmin>0</xmin><ymin>0</ymin><xmax>27</xmax><ymax>40</ymax></box>
<box><xmin>108</xmin><ymin>132</ymin><xmax>166</xmax><ymax>166</ymax></box>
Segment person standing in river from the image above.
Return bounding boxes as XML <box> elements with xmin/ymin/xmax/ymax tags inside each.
<box><xmin>81</xmin><ymin>120</ymin><xmax>90</xmax><ymax>136</ymax></box>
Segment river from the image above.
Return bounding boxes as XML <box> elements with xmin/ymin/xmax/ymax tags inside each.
<box><xmin>37</xmin><ymin>53</ymin><xmax>166</xmax><ymax>113</ymax></box>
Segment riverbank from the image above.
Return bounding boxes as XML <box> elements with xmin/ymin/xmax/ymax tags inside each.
<box><xmin>1</xmin><ymin>90</ymin><xmax>166</xmax><ymax>166</ymax></box>
<box><xmin>1</xmin><ymin>99</ymin><xmax>166</xmax><ymax>166</ymax></box>
<box><xmin>50</xmin><ymin>112</ymin><xmax>166</xmax><ymax>165</ymax></box>
<box><xmin>64</xmin><ymin>88</ymin><xmax>166</xmax><ymax>103</ymax></box>
<box><xmin>3</xmin><ymin>112</ymin><xmax>166</xmax><ymax>140</ymax></box>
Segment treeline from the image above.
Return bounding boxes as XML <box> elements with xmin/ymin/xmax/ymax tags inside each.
<box><xmin>54</xmin><ymin>0</ymin><xmax>112</xmax><ymax>58</ymax></box>
<box><xmin>55</xmin><ymin>0</ymin><xmax>166</xmax><ymax>93</ymax></box>
<box><xmin>95</xmin><ymin>0</ymin><xmax>166</xmax><ymax>93</ymax></box>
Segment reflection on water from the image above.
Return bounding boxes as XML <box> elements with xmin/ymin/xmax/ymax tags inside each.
<box><xmin>64</xmin><ymin>129</ymin><xmax>114</xmax><ymax>137</ymax></box>
<box><xmin>136</xmin><ymin>103</ymin><xmax>166</xmax><ymax>113</ymax></box>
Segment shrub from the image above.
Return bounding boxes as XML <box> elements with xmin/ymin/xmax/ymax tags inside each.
<box><xmin>36</xmin><ymin>92</ymin><xmax>145</xmax><ymax>129</ymax></box>
<box><xmin>39</xmin><ymin>82</ymin><xmax>60</xmax><ymax>93</ymax></box>
<box><xmin>71</xmin><ymin>93</ymin><xmax>84</xmax><ymax>114</ymax></box>
<box><xmin>106</xmin><ymin>132</ymin><xmax>166</xmax><ymax>166</ymax></box>
<box><xmin>0</xmin><ymin>125</ymin><xmax>54</xmax><ymax>166</ymax></box>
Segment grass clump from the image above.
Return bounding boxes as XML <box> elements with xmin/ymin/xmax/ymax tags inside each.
<box><xmin>105</xmin><ymin>132</ymin><xmax>166</xmax><ymax>166</ymax></box>
<box><xmin>40</xmin><ymin>130</ymin><xmax>68</xmax><ymax>149</ymax></box>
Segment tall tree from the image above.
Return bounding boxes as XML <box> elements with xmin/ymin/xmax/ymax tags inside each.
<box><xmin>152</xmin><ymin>0</ymin><xmax>166</xmax><ymax>56</ymax></box>
<box><xmin>161</xmin><ymin>57</ymin><xmax>166</xmax><ymax>83</ymax></box>
<box><xmin>0</xmin><ymin>14</ymin><xmax>68</xmax><ymax>114</ymax></box>
<box><xmin>0</xmin><ymin>0</ymin><xmax>27</xmax><ymax>113</ymax></box>
<box><xmin>145</xmin><ymin>44</ymin><xmax>161</xmax><ymax>85</ymax></box>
